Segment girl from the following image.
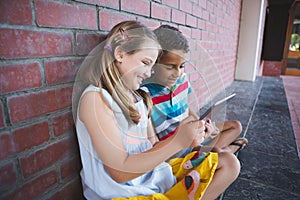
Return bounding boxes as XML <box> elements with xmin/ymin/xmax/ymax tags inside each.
<box><xmin>72</xmin><ymin>20</ymin><xmax>212</xmax><ymax>199</ymax></box>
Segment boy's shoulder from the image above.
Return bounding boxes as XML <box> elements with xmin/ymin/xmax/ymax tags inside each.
<box><xmin>141</xmin><ymin>83</ymin><xmax>167</xmax><ymax>96</ymax></box>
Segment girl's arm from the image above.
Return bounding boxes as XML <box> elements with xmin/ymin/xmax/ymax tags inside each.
<box><xmin>79</xmin><ymin>91</ymin><xmax>202</xmax><ymax>183</ymax></box>
<box><xmin>147</xmin><ymin>119</ymin><xmax>159</xmax><ymax>145</ymax></box>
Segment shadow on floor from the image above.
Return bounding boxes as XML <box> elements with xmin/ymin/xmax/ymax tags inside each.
<box><xmin>220</xmin><ymin>77</ymin><xmax>300</xmax><ymax>199</ymax></box>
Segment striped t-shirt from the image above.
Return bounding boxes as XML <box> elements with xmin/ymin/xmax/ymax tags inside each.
<box><xmin>142</xmin><ymin>73</ymin><xmax>192</xmax><ymax>140</ymax></box>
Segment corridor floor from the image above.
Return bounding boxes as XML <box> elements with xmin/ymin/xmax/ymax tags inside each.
<box><xmin>282</xmin><ymin>75</ymin><xmax>300</xmax><ymax>157</ymax></box>
<box><xmin>218</xmin><ymin>76</ymin><xmax>300</xmax><ymax>199</ymax></box>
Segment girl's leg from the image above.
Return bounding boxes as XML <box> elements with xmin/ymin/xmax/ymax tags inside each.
<box><xmin>113</xmin><ymin>152</ymin><xmax>218</xmax><ymax>200</ymax></box>
<box><xmin>201</xmin><ymin>152</ymin><xmax>240</xmax><ymax>200</ymax></box>
<box><xmin>166</xmin><ymin>152</ymin><xmax>218</xmax><ymax>200</ymax></box>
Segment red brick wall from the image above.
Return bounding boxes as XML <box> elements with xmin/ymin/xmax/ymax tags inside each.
<box><xmin>0</xmin><ymin>0</ymin><xmax>242</xmax><ymax>199</ymax></box>
<box><xmin>262</xmin><ymin>60</ymin><xmax>283</xmax><ymax>77</ymax></box>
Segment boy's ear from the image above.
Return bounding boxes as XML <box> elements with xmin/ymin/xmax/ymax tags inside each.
<box><xmin>114</xmin><ymin>46</ymin><xmax>124</xmax><ymax>62</ymax></box>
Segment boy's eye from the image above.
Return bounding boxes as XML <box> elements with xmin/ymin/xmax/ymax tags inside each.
<box><xmin>162</xmin><ymin>64</ymin><xmax>173</xmax><ymax>70</ymax></box>
<box><xmin>180</xmin><ymin>65</ymin><xmax>185</xmax><ymax>69</ymax></box>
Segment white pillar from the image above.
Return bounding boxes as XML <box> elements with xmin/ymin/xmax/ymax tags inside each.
<box><xmin>235</xmin><ymin>0</ymin><xmax>267</xmax><ymax>81</ymax></box>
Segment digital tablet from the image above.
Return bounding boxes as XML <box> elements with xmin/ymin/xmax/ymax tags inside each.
<box><xmin>199</xmin><ymin>93</ymin><xmax>236</xmax><ymax>119</ymax></box>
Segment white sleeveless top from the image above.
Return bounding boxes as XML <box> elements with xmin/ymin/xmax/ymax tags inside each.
<box><xmin>76</xmin><ymin>85</ymin><xmax>176</xmax><ymax>200</ymax></box>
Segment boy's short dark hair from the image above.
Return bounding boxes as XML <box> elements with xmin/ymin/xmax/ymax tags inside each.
<box><xmin>153</xmin><ymin>25</ymin><xmax>190</xmax><ymax>53</ymax></box>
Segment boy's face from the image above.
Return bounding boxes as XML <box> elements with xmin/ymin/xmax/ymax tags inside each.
<box><xmin>152</xmin><ymin>50</ymin><xmax>186</xmax><ymax>88</ymax></box>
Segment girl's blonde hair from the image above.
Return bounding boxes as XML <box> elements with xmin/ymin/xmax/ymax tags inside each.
<box><xmin>73</xmin><ymin>20</ymin><xmax>160</xmax><ymax>124</ymax></box>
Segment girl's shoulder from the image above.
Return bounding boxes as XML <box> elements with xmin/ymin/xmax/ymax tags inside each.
<box><xmin>83</xmin><ymin>85</ymin><xmax>110</xmax><ymax>97</ymax></box>
<box><xmin>81</xmin><ymin>85</ymin><xmax>114</xmax><ymax>105</ymax></box>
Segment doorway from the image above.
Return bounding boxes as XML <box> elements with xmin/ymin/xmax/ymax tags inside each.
<box><xmin>284</xmin><ymin>0</ymin><xmax>300</xmax><ymax>76</ymax></box>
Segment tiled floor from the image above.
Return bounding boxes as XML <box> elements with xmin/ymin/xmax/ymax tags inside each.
<box><xmin>281</xmin><ymin>75</ymin><xmax>300</xmax><ymax>158</ymax></box>
<box><xmin>219</xmin><ymin>76</ymin><xmax>300</xmax><ymax>199</ymax></box>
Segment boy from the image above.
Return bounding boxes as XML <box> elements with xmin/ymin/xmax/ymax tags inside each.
<box><xmin>142</xmin><ymin>25</ymin><xmax>247</xmax><ymax>159</ymax></box>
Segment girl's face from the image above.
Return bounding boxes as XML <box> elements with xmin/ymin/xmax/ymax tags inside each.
<box><xmin>117</xmin><ymin>48</ymin><xmax>159</xmax><ymax>90</ymax></box>
<box><xmin>152</xmin><ymin>50</ymin><xmax>186</xmax><ymax>88</ymax></box>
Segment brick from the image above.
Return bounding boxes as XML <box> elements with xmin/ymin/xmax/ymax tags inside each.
<box><xmin>45</xmin><ymin>178</ymin><xmax>84</xmax><ymax>200</ymax></box>
<box><xmin>76</xmin><ymin>0</ymin><xmax>119</xmax><ymax>9</ymax></box>
<box><xmin>178</xmin><ymin>25</ymin><xmax>192</xmax><ymax>39</ymax></box>
<box><xmin>0</xmin><ymin>29</ymin><xmax>73</xmax><ymax>59</ymax></box>
<box><xmin>199</xmin><ymin>0</ymin><xmax>207</xmax><ymax>9</ymax></box>
<box><xmin>8</xmin><ymin>87</ymin><xmax>73</xmax><ymax>124</ymax></box>
<box><xmin>210</xmin><ymin>14</ymin><xmax>217</xmax><ymax>24</ymax></box>
<box><xmin>52</xmin><ymin>112</ymin><xmax>75</xmax><ymax>137</ymax></box>
<box><xmin>191</xmin><ymin>28</ymin><xmax>202</xmax><ymax>40</ymax></box>
<box><xmin>0</xmin><ymin>102</ymin><xmax>5</xmax><ymax>128</ymax></box>
<box><xmin>76</xmin><ymin>33</ymin><xmax>106</xmax><ymax>55</ymax></box>
<box><xmin>186</xmin><ymin>14</ymin><xmax>197</xmax><ymax>27</ymax></box>
<box><xmin>202</xmin><ymin>31</ymin><xmax>209</xmax><ymax>41</ymax></box>
<box><xmin>44</xmin><ymin>58</ymin><xmax>83</xmax><ymax>85</ymax></box>
<box><xmin>0</xmin><ymin>162</ymin><xmax>17</xmax><ymax>189</ymax></box>
<box><xmin>0</xmin><ymin>0</ymin><xmax>32</xmax><ymax>25</ymax></box>
<box><xmin>0</xmin><ymin>131</ymin><xmax>16</xmax><ymax>160</ymax></box>
<box><xmin>162</xmin><ymin>0</ymin><xmax>179</xmax><ymax>8</ymax></box>
<box><xmin>60</xmin><ymin>156</ymin><xmax>81</xmax><ymax>180</ymax></box>
<box><xmin>202</xmin><ymin>10</ymin><xmax>209</xmax><ymax>21</ymax></box>
<box><xmin>0</xmin><ymin>62</ymin><xmax>42</xmax><ymax>94</ymax></box>
<box><xmin>12</xmin><ymin>121</ymin><xmax>50</xmax><ymax>152</ymax></box>
<box><xmin>4</xmin><ymin>170</ymin><xmax>57</xmax><ymax>200</ymax></box>
<box><xmin>207</xmin><ymin>1</ymin><xmax>215</xmax><ymax>14</ymax></box>
<box><xmin>197</xmin><ymin>18</ymin><xmax>206</xmax><ymax>29</ymax></box>
<box><xmin>192</xmin><ymin>4</ymin><xmax>202</xmax><ymax>18</ymax></box>
<box><xmin>35</xmin><ymin>0</ymin><xmax>97</xmax><ymax>30</ymax></box>
<box><xmin>121</xmin><ymin>0</ymin><xmax>150</xmax><ymax>17</ymax></box>
<box><xmin>136</xmin><ymin>18</ymin><xmax>160</xmax><ymax>30</ymax></box>
<box><xmin>179</xmin><ymin>0</ymin><xmax>192</xmax><ymax>13</ymax></box>
<box><xmin>19</xmin><ymin>138</ymin><xmax>73</xmax><ymax>178</ymax></box>
<box><xmin>151</xmin><ymin>3</ymin><xmax>171</xmax><ymax>21</ymax></box>
<box><xmin>99</xmin><ymin>10</ymin><xmax>135</xmax><ymax>31</ymax></box>
<box><xmin>171</xmin><ymin>9</ymin><xmax>185</xmax><ymax>25</ymax></box>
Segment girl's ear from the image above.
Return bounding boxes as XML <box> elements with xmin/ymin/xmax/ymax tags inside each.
<box><xmin>114</xmin><ymin>46</ymin><xmax>124</xmax><ymax>62</ymax></box>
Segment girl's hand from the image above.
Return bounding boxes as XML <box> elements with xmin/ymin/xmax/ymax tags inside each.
<box><xmin>175</xmin><ymin>116</ymin><xmax>205</xmax><ymax>148</ymax></box>
<box><xmin>189</xmin><ymin>124</ymin><xmax>205</xmax><ymax>147</ymax></box>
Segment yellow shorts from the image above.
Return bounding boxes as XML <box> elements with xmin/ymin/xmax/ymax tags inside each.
<box><xmin>113</xmin><ymin>151</ymin><xmax>218</xmax><ymax>200</ymax></box>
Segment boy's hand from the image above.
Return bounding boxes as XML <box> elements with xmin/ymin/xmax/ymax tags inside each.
<box><xmin>204</xmin><ymin>119</ymin><xmax>219</xmax><ymax>139</ymax></box>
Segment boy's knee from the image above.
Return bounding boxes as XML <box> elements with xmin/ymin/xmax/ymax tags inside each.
<box><xmin>231</xmin><ymin>120</ymin><xmax>242</xmax><ymax>135</ymax></box>
<box><xmin>219</xmin><ymin>152</ymin><xmax>240</xmax><ymax>177</ymax></box>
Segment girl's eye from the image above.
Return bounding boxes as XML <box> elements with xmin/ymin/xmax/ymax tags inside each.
<box><xmin>142</xmin><ymin>61</ymin><xmax>150</xmax><ymax>66</ymax></box>
<box><xmin>180</xmin><ymin>65</ymin><xmax>185</xmax><ymax>69</ymax></box>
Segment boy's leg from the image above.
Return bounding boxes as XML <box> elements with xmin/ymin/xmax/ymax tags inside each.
<box><xmin>213</xmin><ymin>120</ymin><xmax>245</xmax><ymax>153</ymax></box>
<box><xmin>201</xmin><ymin>152</ymin><xmax>240</xmax><ymax>200</ymax></box>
